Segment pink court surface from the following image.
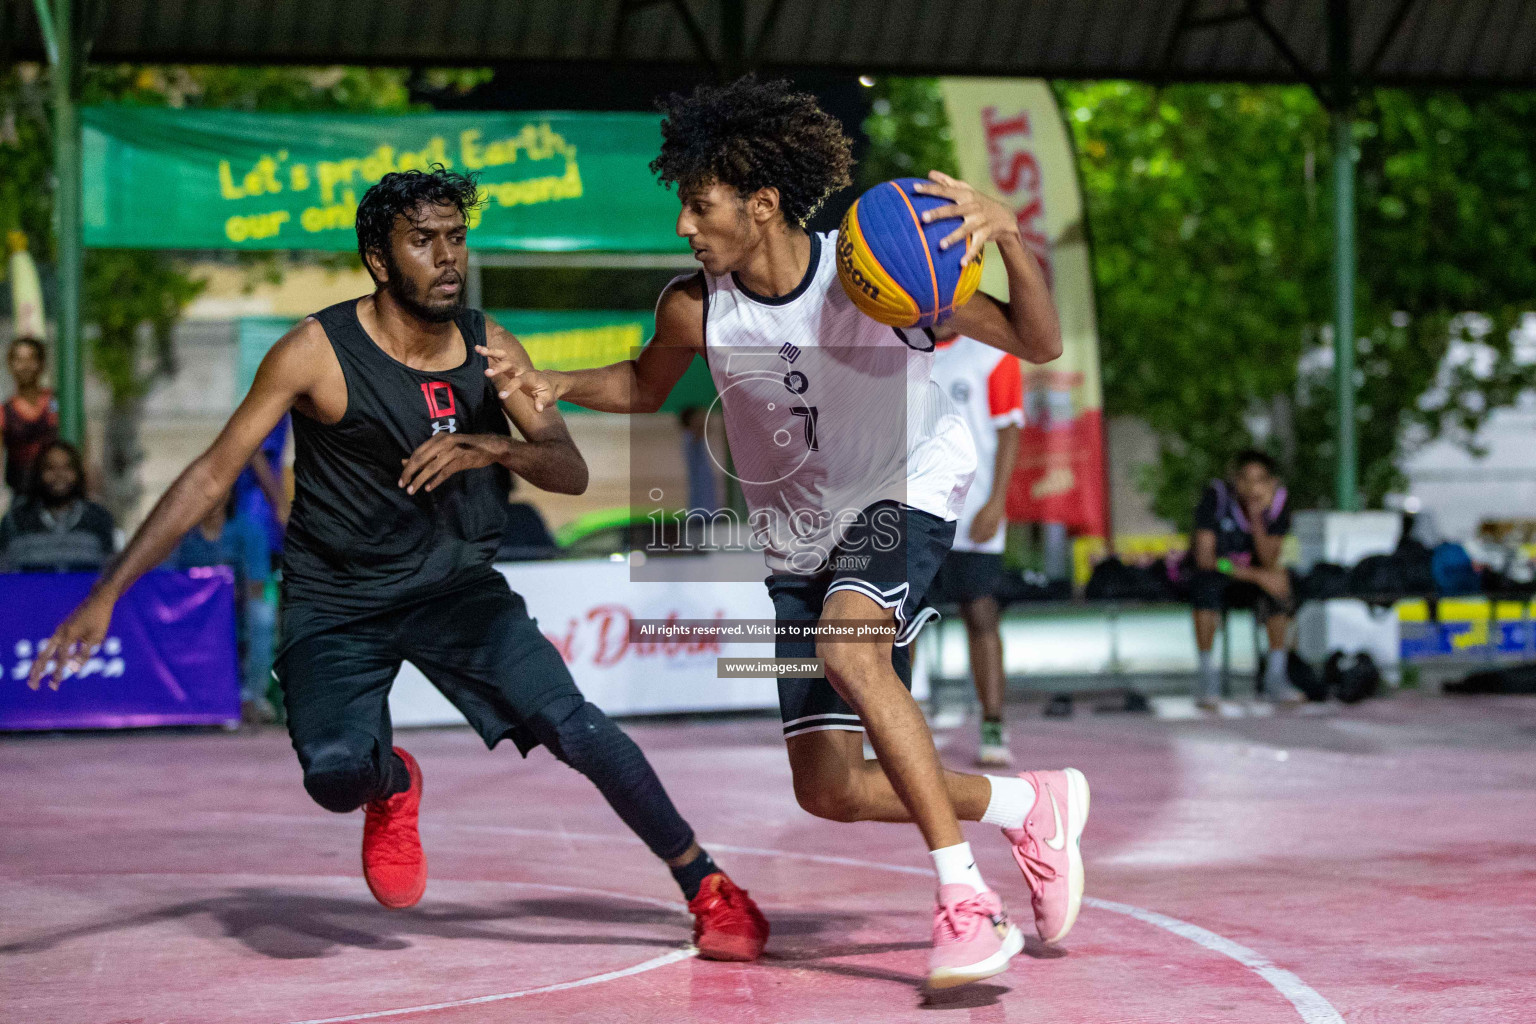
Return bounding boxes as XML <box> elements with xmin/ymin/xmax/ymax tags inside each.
<box><xmin>5</xmin><ymin>693</ymin><xmax>1535</xmax><ymax>1023</ymax></box>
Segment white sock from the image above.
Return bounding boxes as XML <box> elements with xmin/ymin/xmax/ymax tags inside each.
<box><xmin>1265</xmin><ymin>649</ymin><xmax>1288</xmax><ymax>687</ymax></box>
<box><xmin>1197</xmin><ymin>650</ymin><xmax>1221</xmax><ymax>700</ymax></box>
<box><xmin>980</xmin><ymin>775</ymin><xmax>1035</xmax><ymax>829</ymax></box>
<box><xmin>931</xmin><ymin>841</ymin><xmax>987</xmax><ymax>893</ymax></box>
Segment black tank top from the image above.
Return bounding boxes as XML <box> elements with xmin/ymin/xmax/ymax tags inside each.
<box><xmin>281</xmin><ymin>300</ymin><xmax>511</xmax><ymax>612</ymax></box>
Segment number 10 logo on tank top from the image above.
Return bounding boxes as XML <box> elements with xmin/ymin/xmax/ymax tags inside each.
<box><xmin>420</xmin><ymin>381</ymin><xmax>457</xmax><ymax>435</ymax></box>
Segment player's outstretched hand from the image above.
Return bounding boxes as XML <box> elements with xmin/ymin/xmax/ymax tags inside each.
<box><xmin>28</xmin><ymin>593</ymin><xmax>115</xmax><ymax>691</ymax></box>
<box><xmin>475</xmin><ymin>344</ymin><xmax>565</xmax><ymax>412</ymax></box>
<box><xmin>912</xmin><ymin>170</ymin><xmax>1018</xmax><ymax>266</ymax></box>
<box><xmin>399</xmin><ymin>433</ymin><xmax>511</xmax><ymax>495</ymax></box>
<box><xmin>475</xmin><ymin>340</ymin><xmax>521</xmax><ymax>395</ymax></box>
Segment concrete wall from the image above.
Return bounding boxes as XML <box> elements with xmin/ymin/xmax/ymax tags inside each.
<box><xmin>1401</xmin><ymin>399</ymin><xmax>1536</xmax><ymax>542</ymax></box>
<box><xmin>1106</xmin><ymin>414</ymin><xmax>1176</xmax><ymax>535</ymax></box>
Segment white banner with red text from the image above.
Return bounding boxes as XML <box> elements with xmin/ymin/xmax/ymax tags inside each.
<box><xmin>388</xmin><ymin>556</ymin><xmax>930</xmax><ymax>725</ymax></box>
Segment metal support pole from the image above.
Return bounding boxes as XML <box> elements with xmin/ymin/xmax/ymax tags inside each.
<box><xmin>44</xmin><ymin>0</ymin><xmax>85</xmax><ymax>444</ymax></box>
<box><xmin>465</xmin><ymin>251</ymin><xmax>483</xmax><ymax>311</ymax></box>
<box><xmin>1329</xmin><ymin>0</ymin><xmax>1358</xmax><ymax>511</ymax></box>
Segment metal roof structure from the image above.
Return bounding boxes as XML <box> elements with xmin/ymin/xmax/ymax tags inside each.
<box><xmin>4</xmin><ymin>1</ymin><xmax>1535</xmax><ymax>89</ymax></box>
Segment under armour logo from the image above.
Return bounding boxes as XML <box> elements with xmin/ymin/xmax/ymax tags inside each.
<box><xmin>431</xmin><ymin>417</ymin><xmax>457</xmax><ymax>435</ymax></box>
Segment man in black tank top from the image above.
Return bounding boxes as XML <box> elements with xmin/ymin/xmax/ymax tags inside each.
<box><xmin>29</xmin><ymin>168</ymin><xmax>767</xmax><ymax>961</ymax></box>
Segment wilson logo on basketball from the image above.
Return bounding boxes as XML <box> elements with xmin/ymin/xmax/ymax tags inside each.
<box><xmin>836</xmin><ymin>233</ymin><xmax>880</xmax><ymax>301</ymax></box>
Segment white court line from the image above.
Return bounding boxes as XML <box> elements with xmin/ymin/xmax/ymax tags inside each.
<box><xmin>1085</xmin><ymin>899</ymin><xmax>1346</xmax><ymax>1024</ymax></box>
<box><xmin>34</xmin><ymin>809</ymin><xmax>1346</xmax><ymax>1023</ymax></box>
<box><xmin>5</xmin><ymin>871</ymin><xmax>696</xmax><ymax>1024</ymax></box>
<box><xmin>707</xmin><ymin>843</ymin><xmax>1344</xmax><ymax>1024</ymax></box>
<box><xmin>280</xmin><ymin>949</ymin><xmax>697</xmax><ymax>1024</ymax></box>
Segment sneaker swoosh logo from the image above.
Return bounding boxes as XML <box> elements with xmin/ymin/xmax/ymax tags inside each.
<box><xmin>1044</xmin><ymin>790</ymin><xmax>1067</xmax><ymax>851</ymax></box>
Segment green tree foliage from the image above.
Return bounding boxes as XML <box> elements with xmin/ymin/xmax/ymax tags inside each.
<box><xmin>859</xmin><ymin>78</ymin><xmax>960</xmax><ymax>189</ymax></box>
<box><xmin>1058</xmin><ymin>83</ymin><xmax>1330</xmax><ymax>518</ymax></box>
<box><xmin>864</xmin><ymin>79</ymin><xmax>1536</xmax><ymax>523</ymax></box>
<box><xmin>1</xmin><ymin>63</ymin><xmax>482</xmax><ymax>517</ymax></box>
<box><xmin>1058</xmin><ymin>82</ymin><xmax>1536</xmax><ymax>520</ymax></box>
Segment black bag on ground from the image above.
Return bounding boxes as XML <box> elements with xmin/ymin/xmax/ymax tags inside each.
<box><xmin>1287</xmin><ymin>652</ymin><xmax>1329</xmax><ymax>701</ymax></box>
<box><xmin>1324</xmin><ymin>651</ymin><xmax>1381</xmax><ymax>703</ymax></box>
<box><xmin>1444</xmin><ymin>664</ymin><xmax>1536</xmax><ymax>695</ymax></box>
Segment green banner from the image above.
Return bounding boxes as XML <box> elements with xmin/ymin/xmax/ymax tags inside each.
<box><xmin>236</xmin><ymin>309</ymin><xmax>713</xmax><ymax>414</ymax></box>
<box><xmin>83</xmin><ymin>107</ymin><xmax>687</xmax><ymax>253</ymax></box>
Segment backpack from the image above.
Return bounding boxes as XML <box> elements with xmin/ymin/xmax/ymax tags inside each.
<box><xmin>1348</xmin><ymin>551</ymin><xmax>1434</xmax><ymax>605</ymax></box>
<box><xmin>1296</xmin><ymin>562</ymin><xmax>1350</xmax><ymax>602</ymax></box>
<box><xmin>1324</xmin><ymin>651</ymin><xmax>1381</xmax><ymax>703</ymax></box>
<box><xmin>1085</xmin><ymin>557</ymin><xmax>1174</xmax><ymax>602</ymax></box>
<box><xmin>1430</xmin><ymin>542</ymin><xmax>1481</xmax><ymax>596</ymax></box>
<box><xmin>1286</xmin><ymin>651</ymin><xmax>1329</xmax><ymax>701</ymax></box>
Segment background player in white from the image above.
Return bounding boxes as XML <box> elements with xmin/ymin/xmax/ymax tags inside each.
<box><xmin>485</xmin><ymin>78</ymin><xmax>1089</xmax><ymax>989</ymax></box>
<box><xmin>930</xmin><ymin>327</ymin><xmax>1024</xmax><ymax>767</ymax></box>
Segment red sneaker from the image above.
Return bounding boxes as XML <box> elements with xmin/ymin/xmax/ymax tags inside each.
<box><xmin>687</xmin><ymin>872</ymin><xmax>769</xmax><ymax>961</ymax></box>
<box><xmin>362</xmin><ymin>747</ymin><xmax>426</xmax><ymax>909</ymax></box>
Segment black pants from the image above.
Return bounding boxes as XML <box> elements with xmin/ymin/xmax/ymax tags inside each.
<box><xmin>1187</xmin><ymin>569</ymin><xmax>1297</xmax><ymax>620</ymax></box>
<box><xmin>275</xmin><ymin>575</ymin><xmax>697</xmax><ymax>862</ymax></box>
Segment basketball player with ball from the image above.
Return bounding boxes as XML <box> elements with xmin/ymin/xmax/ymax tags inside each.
<box><xmin>484</xmin><ymin>77</ymin><xmax>1088</xmax><ymax>989</ymax></box>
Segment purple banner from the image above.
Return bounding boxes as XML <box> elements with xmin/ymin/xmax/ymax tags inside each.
<box><xmin>1</xmin><ymin>568</ymin><xmax>241</xmax><ymax>730</ymax></box>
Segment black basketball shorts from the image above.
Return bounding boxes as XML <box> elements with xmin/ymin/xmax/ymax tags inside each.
<box><xmin>768</xmin><ymin>500</ymin><xmax>955</xmax><ymax>740</ymax></box>
<box><xmin>275</xmin><ymin>574</ymin><xmax>582</xmax><ymax>762</ymax></box>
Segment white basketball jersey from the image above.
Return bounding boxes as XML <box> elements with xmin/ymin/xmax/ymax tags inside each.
<box><xmin>932</xmin><ymin>335</ymin><xmax>1025</xmax><ymax>554</ymax></box>
<box><xmin>701</xmin><ymin>231</ymin><xmax>976</xmax><ymax>574</ymax></box>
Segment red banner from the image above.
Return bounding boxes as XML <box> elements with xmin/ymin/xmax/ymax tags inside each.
<box><xmin>942</xmin><ymin>79</ymin><xmax>1109</xmax><ymax>538</ymax></box>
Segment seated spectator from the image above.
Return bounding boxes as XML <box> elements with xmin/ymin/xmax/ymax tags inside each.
<box><xmin>171</xmin><ymin>490</ymin><xmax>275</xmax><ymax>723</ymax></box>
<box><xmin>0</xmin><ymin>440</ymin><xmax>114</xmax><ymax>572</ymax></box>
<box><xmin>1184</xmin><ymin>449</ymin><xmax>1304</xmax><ymax>708</ymax></box>
<box><xmin>496</xmin><ymin>477</ymin><xmax>557</xmax><ymax>560</ymax></box>
<box><xmin>3</xmin><ymin>337</ymin><xmax>60</xmax><ymax>502</ymax></box>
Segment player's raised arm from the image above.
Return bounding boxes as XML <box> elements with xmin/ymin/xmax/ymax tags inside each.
<box><xmin>479</xmin><ymin>275</ymin><xmax>703</xmax><ymax>414</ymax></box>
<box><xmin>27</xmin><ymin>320</ymin><xmax>324</xmax><ymax>689</ymax></box>
<box><xmin>915</xmin><ymin>171</ymin><xmax>1062</xmax><ymax>365</ymax></box>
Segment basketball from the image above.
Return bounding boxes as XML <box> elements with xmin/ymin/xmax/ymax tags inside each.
<box><xmin>836</xmin><ymin>177</ymin><xmax>985</xmax><ymax>329</ymax></box>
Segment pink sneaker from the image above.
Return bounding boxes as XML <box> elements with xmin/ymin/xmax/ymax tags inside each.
<box><xmin>926</xmin><ymin>884</ymin><xmax>1023</xmax><ymax>990</ymax></box>
<box><xmin>1002</xmin><ymin>768</ymin><xmax>1090</xmax><ymax>944</ymax></box>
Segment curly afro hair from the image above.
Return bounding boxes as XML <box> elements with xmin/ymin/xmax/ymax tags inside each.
<box><xmin>650</xmin><ymin>76</ymin><xmax>853</xmax><ymax>228</ymax></box>
<box><xmin>355</xmin><ymin>166</ymin><xmax>481</xmax><ymax>281</ymax></box>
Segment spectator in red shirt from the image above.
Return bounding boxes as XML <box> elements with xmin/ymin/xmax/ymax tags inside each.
<box><xmin>3</xmin><ymin>337</ymin><xmax>60</xmax><ymax>499</ymax></box>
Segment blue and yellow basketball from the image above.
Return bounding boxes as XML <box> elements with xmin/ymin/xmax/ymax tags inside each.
<box><xmin>835</xmin><ymin>177</ymin><xmax>984</xmax><ymax>329</ymax></box>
